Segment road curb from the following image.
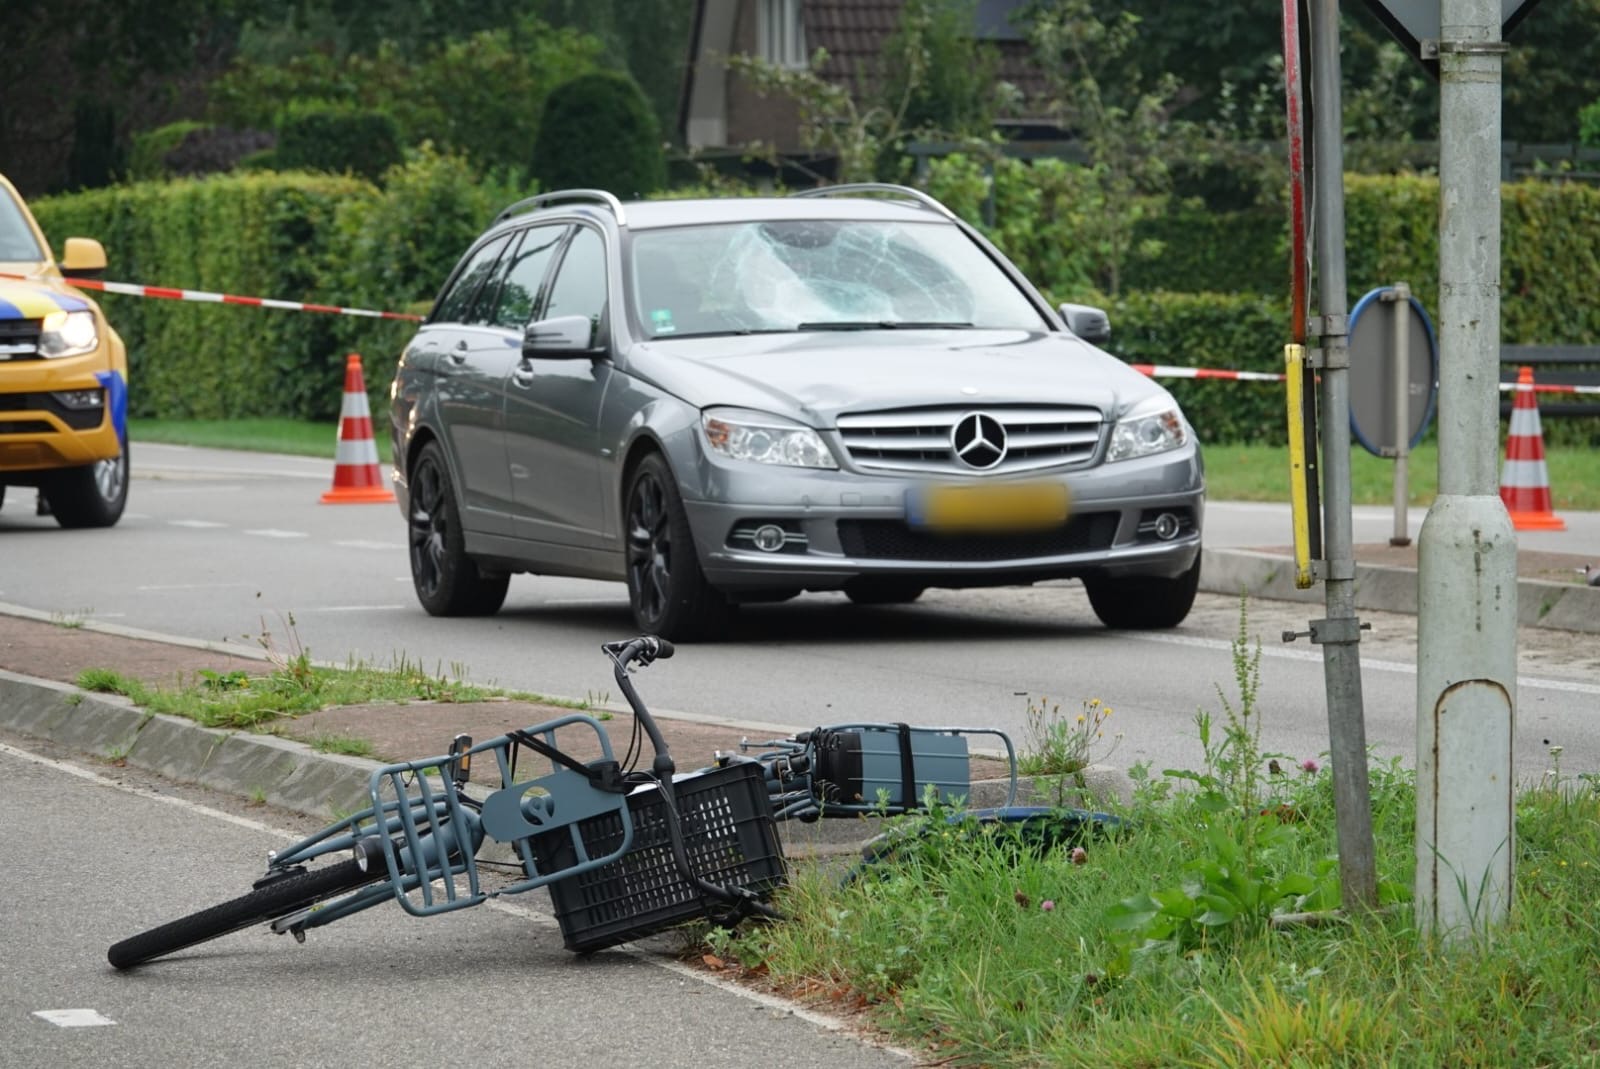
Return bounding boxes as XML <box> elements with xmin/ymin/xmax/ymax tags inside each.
<box><xmin>0</xmin><ymin>669</ymin><xmax>374</xmax><ymax>820</ymax></box>
<box><xmin>1201</xmin><ymin>547</ymin><xmax>1600</xmax><ymax>634</ymax></box>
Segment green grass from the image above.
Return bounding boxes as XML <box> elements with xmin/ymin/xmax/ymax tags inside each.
<box><xmin>73</xmin><ymin>652</ymin><xmax>587</xmax><ymax>731</ymax></box>
<box><xmin>130</xmin><ymin>417</ymin><xmax>391</xmax><ymax>464</ymax></box>
<box><xmin>126</xmin><ymin>421</ymin><xmax>1598</xmax><ymax>510</ymax></box>
<box><xmin>1204</xmin><ymin>441</ymin><xmax>1600</xmax><ymax>510</ymax></box>
<box><xmin>305</xmin><ymin>732</ymin><xmax>376</xmax><ymax>758</ymax></box>
<box><xmin>711</xmin><ymin>615</ymin><xmax>1600</xmax><ymax>1066</ymax></box>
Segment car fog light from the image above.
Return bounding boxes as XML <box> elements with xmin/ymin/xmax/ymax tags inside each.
<box><xmin>52</xmin><ymin>389</ymin><xmax>105</xmax><ymax>409</ymax></box>
<box><xmin>1153</xmin><ymin>512</ymin><xmax>1182</xmax><ymax>541</ymax></box>
<box><xmin>752</xmin><ymin>524</ymin><xmax>787</xmax><ymax>552</ymax></box>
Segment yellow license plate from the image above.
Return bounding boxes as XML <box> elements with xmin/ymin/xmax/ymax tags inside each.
<box><xmin>908</xmin><ymin>481</ymin><xmax>1071</xmax><ymax>531</ymax></box>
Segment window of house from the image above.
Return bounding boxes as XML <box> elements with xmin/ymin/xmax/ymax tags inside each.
<box><xmin>758</xmin><ymin>0</ymin><xmax>807</xmax><ymax>68</ymax></box>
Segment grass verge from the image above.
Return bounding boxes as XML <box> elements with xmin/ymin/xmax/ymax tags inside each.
<box><xmin>130</xmin><ymin>417</ymin><xmax>391</xmax><ymax>464</ymax></box>
<box><xmin>74</xmin><ymin>652</ymin><xmax>585</xmax><ymax>731</ymax></box>
<box><xmin>706</xmin><ymin>607</ymin><xmax>1600</xmax><ymax>1066</ymax></box>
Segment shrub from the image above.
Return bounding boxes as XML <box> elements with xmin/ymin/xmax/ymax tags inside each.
<box><xmin>129</xmin><ymin>122</ymin><xmax>211</xmax><ymax>181</ymax></box>
<box><xmin>530</xmin><ymin>71</ymin><xmax>665</xmax><ymax>198</ymax></box>
<box><xmin>274</xmin><ymin>105</ymin><xmax>404</xmax><ymax>183</ymax></box>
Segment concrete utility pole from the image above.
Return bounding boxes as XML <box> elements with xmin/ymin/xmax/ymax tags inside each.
<box><xmin>1415</xmin><ymin>0</ymin><xmax>1517</xmax><ymax>939</ymax></box>
<box><xmin>1308</xmin><ymin>0</ymin><xmax>1377</xmax><ymax>910</ymax></box>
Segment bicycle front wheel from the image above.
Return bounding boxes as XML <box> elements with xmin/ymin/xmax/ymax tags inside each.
<box><xmin>108</xmin><ymin>859</ymin><xmax>379</xmax><ymax>970</ymax></box>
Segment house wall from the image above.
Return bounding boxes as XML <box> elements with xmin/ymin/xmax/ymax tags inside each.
<box><xmin>724</xmin><ymin>0</ymin><xmax>807</xmax><ymax>154</ymax></box>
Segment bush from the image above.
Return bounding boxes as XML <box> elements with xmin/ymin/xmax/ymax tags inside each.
<box><xmin>274</xmin><ymin>105</ymin><xmax>404</xmax><ymax>183</ymax></box>
<box><xmin>31</xmin><ymin>172</ymin><xmax>371</xmax><ymax>421</ymax></box>
<box><xmin>129</xmin><ymin>122</ymin><xmax>211</xmax><ymax>181</ymax></box>
<box><xmin>530</xmin><ymin>71</ymin><xmax>665</xmax><ymax>198</ymax></box>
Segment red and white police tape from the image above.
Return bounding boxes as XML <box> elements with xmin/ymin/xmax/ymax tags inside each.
<box><xmin>7</xmin><ymin>270</ymin><xmax>1600</xmax><ymax>397</ymax></box>
<box><xmin>0</xmin><ymin>270</ymin><xmax>422</xmax><ymax>322</ymax></box>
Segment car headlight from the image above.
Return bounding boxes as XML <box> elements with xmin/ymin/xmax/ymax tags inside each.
<box><xmin>1106</xmin><ymin>400</ymin><xmax>1188</xmax><ymax>462</ymax></box>
<box><xmin>702</xmin><ymin>407</ymin><xmax>838</xmax><ymax>469</ymax></box>
<box><xmin>39</xmin><ymin>310</ymin><xmax>99</xmax><ymax>358</ymax></box>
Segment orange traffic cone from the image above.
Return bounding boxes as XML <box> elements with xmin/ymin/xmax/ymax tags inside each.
<box><xmin>1499</xmin><ymin>365</ymin><xmax>1564</xmax><ymax>531</ymax></box>
<box><xmin>320</xmin><ymin>353</ymin><xmax>395</xmax><ymax>505</ymax></box>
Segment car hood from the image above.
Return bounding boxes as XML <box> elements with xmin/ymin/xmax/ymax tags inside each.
<box><xmin>625</xmin><ymin>329</ymin><xmax>1172</xmax><ymax>426</ymax></box>
<box><xmin>0</xmin><ymin>271</ymin><xmax>94</xmax><ymax>319</ymax></box>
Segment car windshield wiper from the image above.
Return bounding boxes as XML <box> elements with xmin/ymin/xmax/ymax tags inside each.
<box><xmin>656</xmin><ymin>328</ymin><xmax>798</xmax><ymax>339</ymax></box>
<box><xmin>796</xmin><ymin>321</ymin><xmax>975</xmax><ymax>331</ymax></box>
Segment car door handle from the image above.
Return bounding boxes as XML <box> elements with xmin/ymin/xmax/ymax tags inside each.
<box><xmin>448</xmin><ymin>341</ymin><xmax>469</xmax><ymax>364</ymax></box>
<box><xmin>511</xmin><ymin>362</ymin><xmax>536</xmax><ymax>388</ymax></box>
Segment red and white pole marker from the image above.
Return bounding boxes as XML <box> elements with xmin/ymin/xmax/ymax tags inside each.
<box><xmin>0</xmin><ymin>270</ymin><xmax>422</xmax><ymax>322</ymax></box>
<box><xmin>1499</xmin><ymin>365</ymin><xmax>1564</xmax><ymax>531</ymax></box>
<box><xmin>321</xmin><ymin>354</ymin><xmax>395</xmax><ymax>505</ymax></box>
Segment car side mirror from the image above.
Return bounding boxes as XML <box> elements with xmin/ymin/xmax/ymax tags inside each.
<box><xmin>60</xmin><ymin>237</ymin><xmax>108</xmax><ymax>281</ymax></box>
<box><xmin>522</xmin><ymin>315</ymin><xmax>601</xmax><ymax>360</ymax></box>
<box><xmin>1058</xmin><ymin>302</ymin><xmax>1111</xmax><ymax>347</ymax></box>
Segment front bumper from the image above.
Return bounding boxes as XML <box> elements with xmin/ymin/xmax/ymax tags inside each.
<box><xmin>0</xmin><ymin>356</ymin><xmax>120</xmax><ymax>474</ymax></box>
<box><xmin>680</xmin><ymin>445</ymin><xmax>1204</xmax><ymax>593</ymax></box>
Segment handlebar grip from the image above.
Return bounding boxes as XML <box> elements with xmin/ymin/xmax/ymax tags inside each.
<box><xmin>649</xmin><ymin>636</ymin><xmax>675</xmax><ymax>660</ymax></box>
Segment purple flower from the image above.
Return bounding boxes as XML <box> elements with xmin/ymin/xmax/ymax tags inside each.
<box><xmin>1041</xmin><ymin>900</ymin><xmax>1056</xmax><ymax>912</ymax></box>
<box><xmin>1071</xmin><ymin>847</ymin><xmax>1089</xmax><ymax>865</ymax></box>
<box><xmin>1301</xmin><ymin>758</ymin><xmax>1320</xmax><ymax>774</ymax></box>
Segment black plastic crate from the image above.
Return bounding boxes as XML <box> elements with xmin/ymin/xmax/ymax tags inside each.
<box><xmin>534</xmin><ymin>761</ymin><xmax>786</xmax><ymax>953</ymax></box>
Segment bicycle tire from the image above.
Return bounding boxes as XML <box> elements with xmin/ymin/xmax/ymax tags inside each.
<box><xmin>108</xmin><ymin>859</ymin><xmax>379</xmax><ymax>969</ymax></box>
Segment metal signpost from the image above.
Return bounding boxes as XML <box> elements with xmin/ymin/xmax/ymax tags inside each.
<box><xmin>1348</xmin><ymin>284</ymin><xmax>1439</xmax><ymax>546</ymax></box>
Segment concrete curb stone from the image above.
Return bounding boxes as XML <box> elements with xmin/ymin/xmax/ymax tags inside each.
<box><xmin>1201</xmin><ymin>547</ymin><xmax>1600</xmax><ymax>633</ymax></box>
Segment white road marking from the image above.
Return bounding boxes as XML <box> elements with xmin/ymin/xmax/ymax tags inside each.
<box><xmin>168</xmin><ymin>519</ymin><xmax>228</xmax><ymax>528</ymax></box>
<box><xmin>136</xmin><ymin>463</ymin><xmax>327</xmax><ymax>481</ymax></box>
<box><xmin>1129</xmin><ymin>632</ymin><xmax>1600</xmax><ymax>696</ymax></box>
<box><xmin>33</xmin><ymin>1009</ymin><xmax>116</xmax><ymax>1028</ymax></box>
<box><xmin>0</xmin><ymin>742</ymin><xmax>286</xmax><ymax>836</ymax></box>
<box><xmin>136</xmin><ymin>582</ymin><xmax>255</xmax><ymax>592</ymax></box>
<box><xmin>334</xmin><ymin>540</ymin><xmax>404</xmax><ymax>551</ymax></box>
<box><xmin>244</xmin><ymin>528</ymin><xmax>309</xmax><ymax>539</ymax></box>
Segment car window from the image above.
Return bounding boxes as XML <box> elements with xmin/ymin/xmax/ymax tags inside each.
<box><xmin>0</xmin><ymin>188</ymin><xmax>45</xmax><ymax>262</ymax></box>
<box><xmin>543</xmin><ymin>227</ymin><xmax>607</xmax><ymax>328</ymax></box>
<box><xmin>484</xmin><ymin>225</ymin><xmax>567</xmax><ymax>330</ymax></box>
<box><xmin>629</xmin><ymin>220</ymin><xmax>1049</xmax><ymax>338</ymax></box>
<box><xmin>430</xmin><ymin>234</ymin><xmax>510</xmax><ymax>325</ymax></box>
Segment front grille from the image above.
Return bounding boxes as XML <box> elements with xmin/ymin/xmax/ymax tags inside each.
<box><xmin>0</xmin><ymin>318</ymin><xmax>41</xmax><ymax>360</ymax></box>
<box><xmin>836</xmin><ymin>405</ymin><xmax>1103</xmax><ymax>475</ymax></box>
<box><xmin>838</xmin><ymin>512</ymin><xmax>1118</xmax><ymax>562</ymax></box>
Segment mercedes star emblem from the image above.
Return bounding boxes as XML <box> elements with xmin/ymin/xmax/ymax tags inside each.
<box><xmin>951</xmin><ymin>411</ymin><xmax>1007</xmax><ymax>469</ymax></box>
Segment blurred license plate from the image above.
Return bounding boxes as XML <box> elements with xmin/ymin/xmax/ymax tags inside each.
<box><xmin>908</xmin><ymin>481</ymin><xmax>1070</xmax><ymax>531</ymax></box>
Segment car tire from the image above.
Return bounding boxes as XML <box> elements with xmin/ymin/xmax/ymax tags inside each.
<box><xmin>46</xmin><ymin>433</ymin><xmax>128</xmax><ymax>529</ymax></box>
<box><xmin>843</xmin><ymin>580</ymin><xmax>926</xmax><ymax>605</ymax></box>
<box><xmin>624</xmin><ymin>453</ymin><xmax>733</xmax><ymax>642</ymax></box>
<box><xmin>1084</xmin><ymin>554</ymin><xmax>1201</xmax><ymax>630</ymax></box>
<box><xmin>407</xmin><ymin>441</ymin><xmax>509</xmax><ymax>617</ymax></box>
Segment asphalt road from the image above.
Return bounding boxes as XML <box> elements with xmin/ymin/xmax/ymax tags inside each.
<box><xmin>1</xmin><ymin>742</ymin><xmax>911</xmax><ymax>1068</ymax></box>
<box><xmin>1</xmin><ymin>443</ymin><xmax>1597</xmax><ymax>785</ymax></box>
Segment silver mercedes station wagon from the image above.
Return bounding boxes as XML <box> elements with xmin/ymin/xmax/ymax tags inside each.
<box><xmin>388</xmin><ymin>184</ymin><xmax>1204</xmax><ymax>640</ymax></box>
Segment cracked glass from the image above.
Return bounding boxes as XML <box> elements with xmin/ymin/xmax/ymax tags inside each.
<box><xmin>630</xmin><ymin>220</ymin><xmax>1048</xmax><ymax>339</ymax></box>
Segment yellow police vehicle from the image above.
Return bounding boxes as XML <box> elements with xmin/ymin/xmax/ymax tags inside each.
<box><xmin>0</xmin><ymin>172</ymin><xmax>129</xmax><ymax>527</ymax></box>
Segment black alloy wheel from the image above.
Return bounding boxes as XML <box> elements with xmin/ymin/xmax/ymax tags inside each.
<box><xmin>407</xmin><ymin>442</ymin><xmax>509</xmax><ymax>616</ymax></box>
<box><xmin>624</xmin><ymin>453</ymin><xmax>732</xmax><ymax>641</ymax></box>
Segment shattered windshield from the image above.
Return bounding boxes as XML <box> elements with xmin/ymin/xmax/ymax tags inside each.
<box><xmin>629</xmin><ymin>219</ymin><xmax>1049</xmax><ymax>339</ymax></box>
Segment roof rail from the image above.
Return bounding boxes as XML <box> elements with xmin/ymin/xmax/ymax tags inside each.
<box><xmin>494</xmin><ymin>189</ymin><xmax>627</xmax><ymax>227</ymax></box>
<box><xmin>789</xmin><ymin>183</ymin><xmax>956</xmax><ymax>220</ymax></box>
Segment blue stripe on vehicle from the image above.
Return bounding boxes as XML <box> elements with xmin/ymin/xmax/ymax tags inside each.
<box><xmin>0</xmin><ymin>296</ymin><xmax>22</xmax><ymax>320</ymax></box>
<box><xmin>51</xmin><ymin>292</ymin><xmax>90</xmax><ymax>312</ymax></box>
<box><xmin>95</xmin><ymin>369</ymin><xmax>128</xmax><ymax>441</ymax></box>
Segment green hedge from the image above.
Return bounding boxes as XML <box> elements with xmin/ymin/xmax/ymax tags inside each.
<box><xmin>31</xmin><ymin>156</ymin><xmax>522</xmax><ymax>422</ymax></box>
<box><xmin>28</xmin><ymin>162</ymin><xmax>1600</xmax><ymax>446</ymax></box>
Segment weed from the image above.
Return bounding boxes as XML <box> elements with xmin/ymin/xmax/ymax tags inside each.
<box><xmin>65</xmin><ymin>692</ymin><xmax>83</xmax><ymax>707</ymax></box>
<box><xmin>198</xmin><ymin>668</ymin><xmax>250</xmax><ymax>692</ymax></box>
<box><xmin>1018</xmin><ymin>694</ymin><xmax>1122</xmax><ymax>778</ymax></box>
<box><xmin>307</xmin><ymin>733</ymin><xmax>375</xmax><ymax>758</ymax></box>
<box><xmin>76</xmin><ymin>667</ymin><xmax>148</xmax><ymax>702</ymax></box>
<box><xmin>50</xmin><ymin>607</ymin><xmax>91</xmax><ymax>629</ymax></box>
<box><xmin>248</xmin><ymin>786</ymin><xmax>268</xmax><ymax>806</ymax></box>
